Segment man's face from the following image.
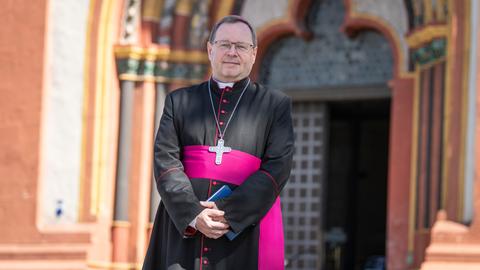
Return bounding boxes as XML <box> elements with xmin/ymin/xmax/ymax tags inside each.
<box><xmin>207</xmin><ymin>22</ymin><xmax>257</xmax><ymax>82</ymax></box>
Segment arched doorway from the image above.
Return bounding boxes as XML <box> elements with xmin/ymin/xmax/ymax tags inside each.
<box><xmin>257</xmin><ymin>0</ymin><xmax>394</xmax><ymax>269</ymax></box>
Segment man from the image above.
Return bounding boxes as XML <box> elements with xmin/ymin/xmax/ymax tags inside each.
<box><xmin>143</xmin><ymin>15</ymin><xmax>294</xmax><ymax>270</ymax></box>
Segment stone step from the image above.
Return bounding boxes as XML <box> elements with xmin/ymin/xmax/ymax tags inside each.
<box><xmin>421</xmin><ymin>262</ymin><xmax>480</xmax><ymax>270</ymax></box>
<box><xmin>424</xmin><ymin>243</ymin><xmax>480</xmax><ymax>264</ymax></box>
<box><xmin>0</xmin><ymin>244</ymin><xmax>89</xmax><ymax>260</ymax></box>
<box><xmin>0</xmin><ymin>260</ymin><xmax>87</xmax><ymax>270</ymax></box>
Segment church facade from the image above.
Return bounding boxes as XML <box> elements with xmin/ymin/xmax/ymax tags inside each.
<box><xmin>1</xmin><ymin>0</ymin><xmax>480</xmax><ymax>269</ymax></box>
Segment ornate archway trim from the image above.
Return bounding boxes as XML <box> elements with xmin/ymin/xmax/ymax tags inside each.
<box><xmin>406</xmin><ymin>24</ymin><xmax>448</xmax><ymax>48</ymax></box>
<box><xmin>214</xmin><ymin>0</ymin><xmax>236</xmax><ymax>22</ymax></box>
<box><xmin>90</xmin><ymin>0</ymin><xmax>119</xmax><ymax>218</ymax></box>
<box><xmin>343</xmin><ymin>1</ymin><xmax>412</xmax><ymax>79</ymax></box>
<box><xmin>449</xmin><ymin>0</ymin><xmax>473</xmax><ymax>223</ymax></box>
<box><xmin>78</xmin><ymin>0</ymin><xmax>99</xmax><ymax>222</ymax></box>
<box><xmin>114</xmin><ymin>45</ymin><xmax>209</xmax><ymax>63</ymax></box>
<box><xmin>251</xmin><ymin>0</ymin><xmax>314</xmax><ymax>81</ymax></box>
<box><xmin>142</xmin><ymin>0</ymin><xmax>163</xmax><ymax>22</ymax></box>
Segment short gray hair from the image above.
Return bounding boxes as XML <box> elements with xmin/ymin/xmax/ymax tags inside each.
<box><xmin>208</xmin><ymin>15</ymin><xmax>257</xmax><ymax>47</ymax></box>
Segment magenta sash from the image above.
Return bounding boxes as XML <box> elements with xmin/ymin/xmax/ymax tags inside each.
<box><xmin>182</xmin><ymin>145</ymin><xmax>285</xmax><ymax>270</ymax></box>
<box><xmin>182</xmin><ymin>145</ymin><xmax>261</xmax><ymax>185</ymax></box>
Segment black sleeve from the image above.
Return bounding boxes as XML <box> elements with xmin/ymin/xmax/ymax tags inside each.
<box><xmin>215</xmin><ymin>96</ymin><xmax>294</xmax><ymax>234</ymax></box>
<box><xmin>153</xmin><ymin>93</ymin><xmax>204</xmax><ymax>235</ymax></box>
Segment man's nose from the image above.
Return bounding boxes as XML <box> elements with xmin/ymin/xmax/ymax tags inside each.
<box><xmin>226</xmin><ymin>45</ymin><xmax>238</xmax><ymax>55</ymax></box>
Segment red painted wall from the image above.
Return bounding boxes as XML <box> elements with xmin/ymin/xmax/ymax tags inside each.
<box><xmin>0</xmin><ymin>0</ymin><xmax>49</xmax><ymax>242</ymax></box>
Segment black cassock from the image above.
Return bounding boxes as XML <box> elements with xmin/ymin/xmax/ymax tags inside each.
<box><xmin>143</xmin><ymin>77</ymin><xmax>294</xmax><ymax>270</ymax></box>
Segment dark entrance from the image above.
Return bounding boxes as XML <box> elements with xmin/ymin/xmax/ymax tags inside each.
<box><xmin>324</xmin><ymin>99</ymin><xmax>390</xmax><ymax>270</ymax></box>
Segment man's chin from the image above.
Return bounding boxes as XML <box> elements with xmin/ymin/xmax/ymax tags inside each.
<box><xmin>221</xmin><ymin>67</ymin><xmax>240</xmax><ymax>73</ymax></box>
<box><xmin>220</xmin><ymin>72</ymin><xmax>242</xmax><ymax>81</ymax></box>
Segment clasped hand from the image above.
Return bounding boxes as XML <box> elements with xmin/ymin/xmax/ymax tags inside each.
<box><xmin>195</xmin><ymin>201</ymin><xmax>230</xmax><ymax>239</ymax></box>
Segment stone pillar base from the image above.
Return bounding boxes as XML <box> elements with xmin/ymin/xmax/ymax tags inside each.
<box><xmin>421</xmin><ymin>211</ymin><xmax>480</xmax><ymax>269</ymax></box>
<box><xmin>111</xmin><ymin>221</ymin><xmax>131</xmax><ymax>263</ymax></box>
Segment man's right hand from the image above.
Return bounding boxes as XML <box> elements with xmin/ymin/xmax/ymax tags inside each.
<box><xmin>195</xmin><ymin>208</ymin><xmax>229</xmax><ymax>239</ymax></box>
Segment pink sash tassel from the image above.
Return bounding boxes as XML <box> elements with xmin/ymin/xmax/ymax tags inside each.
<box><xmin>259</xmin><ymin>197</ymin><xmax>284</xmax><ymax>270</ymax></box>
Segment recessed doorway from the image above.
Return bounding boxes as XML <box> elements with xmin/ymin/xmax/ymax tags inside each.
<box><xmin>324</xmin><ymin>99</ymin><xmax>390</xmax><ymax>270</ymax></box>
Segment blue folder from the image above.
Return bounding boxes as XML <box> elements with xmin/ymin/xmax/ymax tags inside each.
<box><xmin>206</xmin><ymin>185</ymin><xmax>241</xmax><ymax>240</ymax></box>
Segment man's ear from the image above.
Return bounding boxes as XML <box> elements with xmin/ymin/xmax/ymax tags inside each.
<box><xmin>252</xmin><ymin>46</ymin><xmax>258</xmax><ymax>63</ymax></box>
<box><xmin>207</xmin><ymin>42</ymin><xmax>213</xmax><ymax>61</ymax></box>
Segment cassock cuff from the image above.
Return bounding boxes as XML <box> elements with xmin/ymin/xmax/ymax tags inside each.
<box><xmin>189</xmin><ymin>217</ymin><xmax>197</xmax><ymax>229</ymax></box>
<box><xmin>183</xmin><ymin>226</ymin><xmax>197</xmax><ymax>237</ymax></box>
<box><xmin>183</xmin><ymin>217</ymin><xmax>198</xmax><ymax>237</ymax></box>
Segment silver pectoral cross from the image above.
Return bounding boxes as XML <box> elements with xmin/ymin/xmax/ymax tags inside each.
<box><xmin>208</xmin><ymin>139</ymin><xmax>232</xmax><ymax>165</ymax></box>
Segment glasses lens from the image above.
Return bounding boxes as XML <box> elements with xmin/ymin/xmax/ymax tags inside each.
<box><xmin>214</xmin><ymin>40</ymin><xmax>253</xmax><ymax>52</ymax></box>
<box><xmin>216</xmin><ymin>41</ymin><xmax>232</xmax><ymax>50</ymax></box>
<box><xmin>235</xmin><ymin>43</ymin><xmax>250</xmax><ymax>52</ymax></box>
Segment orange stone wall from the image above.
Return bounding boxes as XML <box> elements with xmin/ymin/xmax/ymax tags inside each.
<box><xmin>0</xmin><ymin>0</ymin><xmax>50</xmax><ymax>243</ymax></box>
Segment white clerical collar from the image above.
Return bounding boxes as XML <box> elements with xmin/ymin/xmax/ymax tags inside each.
<box><xmin>213</xmin><ymin>78</ymin><xmax>234</xmax><ymax>89</ymax></box>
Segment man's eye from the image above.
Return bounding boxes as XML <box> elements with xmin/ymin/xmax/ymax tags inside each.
<box><xmin>219</xmin><ymin>42</ymin><xmax>231</xmax><ymax>49</ymax></box>
<box><xmin>236</xmin><ymin>44</ymin><xmax>248</xmax><ymax>51</ymax></box>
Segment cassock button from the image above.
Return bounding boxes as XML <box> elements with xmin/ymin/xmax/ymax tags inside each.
<box><xmin>222</xmin><ymin>99</ymin><xmax>228</xmax><ymax>104</ymax></box>
<box><xmin>219</xmin><ymin>121</ymin><xmax>224</xmax><ymax>126</ymax></box>
<box><xmin>203</xmin><ymin>247</ymin><xmax>209</xmax><ymax>252</ymax></box>
<box><xmin>203</xmin><ymin>259</ymin><xmax>209</xmax><ymax>265</ymax></box>
<box><xmin>212</xmin><ymin>181</ymin><xmax>217</xmax><ymax>185</ymax></box>
<box><xmin>221</xmin><ymin>110</ymin><xmax>226</xmax><ymax>114</ymax></box>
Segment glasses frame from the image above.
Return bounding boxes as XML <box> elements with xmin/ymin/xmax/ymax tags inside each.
<box><xmin>212</xmin><ymin>40</ymin><xmax>255</xmax><ymax>53</ymax></box>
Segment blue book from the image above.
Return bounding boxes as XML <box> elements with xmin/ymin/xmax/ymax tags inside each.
<box><xmin>206</xmin><ymin>185</ymin><xmax>241</xmax><ymax>240</ymax></box>
<box><xmin>207</xmin><ymin>185</ymin><xmax>232</xmax><ymax>202</ymax></box>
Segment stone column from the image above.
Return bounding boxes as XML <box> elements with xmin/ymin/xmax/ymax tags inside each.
<box><xmin>112</xmin><ymin>80</ymin><xmax>135</xmax><ymax>263</ymax></box>
<box><xmin>420</xmin><ymin>1</ymin><xmax>480</xmax><ymax>268</ymax></box>
<box><xmin>387</xmin><ymin>76</ymin><xmax>415</xmax><ymax>270</ymax></box>
<box><xmin>149</xmin><ymin>83</ymin><xmax>167</xmax><ymax>224</ymax></box>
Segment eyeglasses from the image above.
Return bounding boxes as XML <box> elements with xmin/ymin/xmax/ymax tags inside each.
<box><xmin>212</xmin><ymin>40</ymin><xmax>255</xmax><ymax>53</ymax></box>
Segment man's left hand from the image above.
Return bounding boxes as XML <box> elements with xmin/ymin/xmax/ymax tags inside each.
<box><xmin>200</xmin><ymin>201</ymin><xmax>229</xmax><ymax>224</ymax></box>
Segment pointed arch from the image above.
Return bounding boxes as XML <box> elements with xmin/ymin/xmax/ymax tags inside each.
<box><xmin>342</xmin><ymin>0</ymin><xmax>409</xmax><ymax>78</ymax></box>
<box><xmin>251</xmin><ymin>0</ymin><xmax>314</xmax><ymax>81</ymax></box>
